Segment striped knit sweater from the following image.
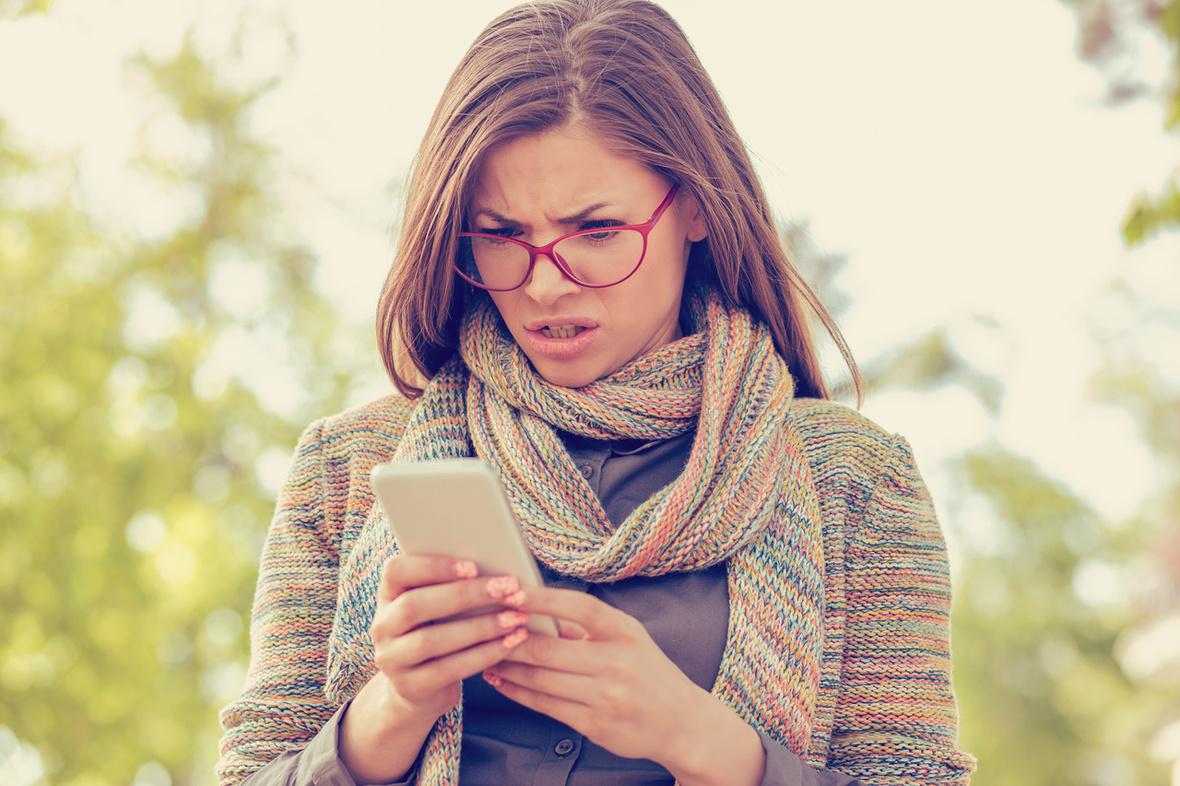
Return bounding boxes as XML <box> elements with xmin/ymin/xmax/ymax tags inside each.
<box><xmin>216</xmin><ymin>393</ymin><xmax>977</xmax><ymax>785</ymax></box>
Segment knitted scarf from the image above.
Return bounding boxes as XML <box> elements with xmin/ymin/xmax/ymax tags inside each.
<box><xmin>326</xmin><ymin>283</ymin><xmax>829</xmax><ymax>783</ymax></box>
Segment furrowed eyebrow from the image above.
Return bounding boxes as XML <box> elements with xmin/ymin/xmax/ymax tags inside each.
<box><xmin>474</xmin><ymin>202</ymin><xmax>615</xmax><ymax>227</ymax></box>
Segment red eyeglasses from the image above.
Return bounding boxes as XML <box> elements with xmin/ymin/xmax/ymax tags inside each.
<box><xmin>455</xmin><ymin>183</ymin><xmax>680</xmax><ymax>291</ymax></box>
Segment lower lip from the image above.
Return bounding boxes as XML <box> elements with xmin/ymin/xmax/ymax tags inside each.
<box><xmin>523</xmin><ymin>327</ymin><xmax>599</xmax><ymax>358</ymax></box>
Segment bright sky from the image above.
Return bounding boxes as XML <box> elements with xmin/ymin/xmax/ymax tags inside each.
<box><xmin>1</xmin><ymin>1</ymin><xmax>1176</xmax><ymax>545</ymax></box>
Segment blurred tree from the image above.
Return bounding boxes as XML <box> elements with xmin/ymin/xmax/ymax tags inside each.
<box><xmin>0</xmin><ymin>0</ymin><xmax>55</xmax><ymax>20</ymax></box>
<box><xmin>947</xmin><ymin>444</ymin><xmax>1175</xmax><ymax>785</ymax></box>
<box><xmin>1085</xmin><ymin>282</ymin><xmax>1180</xmax><ymax>784</ymax></box>
<box><xmin>0</xmin><ymin>11</ymin><xmax>372</xmax><ymax>786</ymax></box>
<box><xmin>1062</xmin><ymin>1</ymin><xmax>1180</xmax><ymax>782</ymax></box>
<box><xmin>1061</xmin><ymin>0</ymin><xmax>1180</xmax><ymax>244</ymax></box>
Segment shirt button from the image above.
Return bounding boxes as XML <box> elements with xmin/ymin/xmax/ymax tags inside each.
<box><xmin>554</xmin><ymin>738</ymin><xmax>576</xmax><ymax>756</ymax></box>
<box><xmin>578</xmin><ymin>464</ymin><xmax>594</xmax><ymax>479</ymax></box>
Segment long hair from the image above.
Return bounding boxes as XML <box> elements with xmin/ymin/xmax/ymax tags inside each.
<box><xmin>377</xmin><ymin>0</ymin><xmax>863</xmax><ymax>406</ymax></box>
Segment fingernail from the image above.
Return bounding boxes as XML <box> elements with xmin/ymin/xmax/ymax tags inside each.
<box><xmin>502</xmin><ymin>628</ymin><xmax>529</xmax><ymax>648</ymax></box>
<box><xmin>483</xmin><ymin>670</ymin><xmax>503</xmax><ymax>688</ymax></box>
<box><xmin>497</xmin><ymin>610</ymin><xmax>528</xmax><ymax>628</ymax></box>
<box><xmin>453</xmin><ymin>560</ymin><xmax>478</xmax><ymax>579</ymax></box>
<box><xmin>486</xmin><ymin>576</ymin><xmax>520</xmax><ymax>599</ymax></box>
<box><xmin>502</xmin><ymin>589</ymin><xmax>526</xmax><ymax>607</ymax></box>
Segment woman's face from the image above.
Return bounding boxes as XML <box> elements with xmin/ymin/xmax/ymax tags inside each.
<box><xmin>466</xmin><ymin>123</ymin><xmax>708</xmax><ymax>388</ymax></box>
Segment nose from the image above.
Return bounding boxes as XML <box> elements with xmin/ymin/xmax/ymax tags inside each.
<box><xmin>522</xmin><ymin>252</ymin><xmax>581</xmax><ymax>305</ymax></box>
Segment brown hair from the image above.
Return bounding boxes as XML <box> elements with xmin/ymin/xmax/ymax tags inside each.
<box><xmin>377</xmin><ymin>0</ymin><xmax>863</xmax><ymax>407</ymax></box>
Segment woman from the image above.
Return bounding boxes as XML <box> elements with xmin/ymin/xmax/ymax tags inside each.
<box><xmin>216</xmin><ymin>1</ymin><xmax>978</xmax><ymax>784</ymax></box>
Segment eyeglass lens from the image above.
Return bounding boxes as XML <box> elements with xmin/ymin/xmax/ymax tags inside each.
<box><xmin>457</xmin><ymin>229</ymin><xmax>645</xmax><ymax>289</ymax></box>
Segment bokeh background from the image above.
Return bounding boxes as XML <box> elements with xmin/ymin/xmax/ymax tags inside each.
<box><xmin>1</xmin><ymin>0</ymin><xmax>1178</xmax><ymax>784</ymax></box>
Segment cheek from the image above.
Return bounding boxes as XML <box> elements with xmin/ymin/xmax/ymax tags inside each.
<box><xmin>633</xmin><ymin>236</ymin><xmax>688</xmax><ymax>300</ymax></box>
<box><xmin>603</xmin><ymin>245</ymin><xmax>687</xmax><ymax>330</ymax></box>
<box><xmin>487</xmin><ymin>291</ymin><xmax>521</xmax><ymax>326</ymax></box>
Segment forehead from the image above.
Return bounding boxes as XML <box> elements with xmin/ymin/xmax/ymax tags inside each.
<box><xmin>469</xmin><ymin>125</ymin><xmax>656</xmax><ymax>212</ymax></box>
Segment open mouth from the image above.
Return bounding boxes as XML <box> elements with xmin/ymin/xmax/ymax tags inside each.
<box><xmin>539</xmin><ymin>325</ymin><xmax>588</xmax><ymax>339</ymax></box>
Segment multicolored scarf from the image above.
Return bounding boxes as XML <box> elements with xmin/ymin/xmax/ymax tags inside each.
<box><xmin>326</xmin><ymin>283</ymin><xmax>828</xmax><ymax>782</ymax></box>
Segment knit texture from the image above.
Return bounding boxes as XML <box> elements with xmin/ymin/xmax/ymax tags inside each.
<box><xmin>460</xmin><ymin>284</ymin><xmax>798</xmax><ymax>581</ymax></box>
<box><xmin>216</xmin><ymin>304</ymin><xmax>978</xmax><ymax>785</ymax></box>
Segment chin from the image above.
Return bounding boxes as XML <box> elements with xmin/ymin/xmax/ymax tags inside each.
<box><xmin>529</xmin><ymin>357</ymin><xmax>604</xmax><ymax>389</ymax></box>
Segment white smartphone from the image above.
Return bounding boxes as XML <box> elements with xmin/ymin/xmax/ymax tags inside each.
<box><xmin>369</xmin><ymin>458</ymin><xmax>560</xmax><ymax>638</ymax></box>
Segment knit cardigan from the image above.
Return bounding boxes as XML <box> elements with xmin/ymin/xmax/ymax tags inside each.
<box><xmin>216</xmin><ymin>393</ymin><xmax>978</xmax><ymax>785</ymax></box>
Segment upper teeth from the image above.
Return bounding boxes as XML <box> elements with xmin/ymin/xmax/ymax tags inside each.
<box><xmin>542</xmin><ymin>325</ymin><xmax>582</xmax><ymax>339</ymax></box>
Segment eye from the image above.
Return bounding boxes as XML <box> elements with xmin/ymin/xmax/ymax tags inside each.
<box><xmin>580</xmin><ymin>219</ymin><xmax>624</xmax><ymax>239</ymax></box>
<box><xmin>581</xmin><ymin>219</ymin><xmax>623</xmax><ymax>230</ymax></box>
<box><xmin>476</xmin><ymin>227</ymin><xmax>518</xmax><ymax>238</ymax></box>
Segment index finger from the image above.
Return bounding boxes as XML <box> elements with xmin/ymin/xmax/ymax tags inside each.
<box><xmin>377</xmin><ymin>553</ymin><xmax>480</xmax><ymax>604</ymax></box>
<box><xmin>504</xmin><ymin>586</ymin><xmax>627</xmax><ymax>640</ymax></box>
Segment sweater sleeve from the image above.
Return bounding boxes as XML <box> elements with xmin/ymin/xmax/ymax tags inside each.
<box><xmin>825</xmin><ymin>433</ymin><xmax>978</xmax><ymax>785</ymax></box>
<box><xmin>215</xmin><ymin>417</ymin><xmax>406</xmax><ymax>786</ymax></box>
<box><xmin>226</xmin><ymin>697</ymin><xmax>420</xmax><ymax>786</ymax></box>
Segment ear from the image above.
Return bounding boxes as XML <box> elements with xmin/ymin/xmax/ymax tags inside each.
<box><xmin>680</xmin><ymin>193</ymin><xmax>708</xmax><ymax>243</ymax></box>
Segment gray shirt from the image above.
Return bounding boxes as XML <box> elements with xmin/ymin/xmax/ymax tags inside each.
<box><xmin>240</xmin><ymin>429</ymin><xmax>863</xmax><ymax>786</ymax></box>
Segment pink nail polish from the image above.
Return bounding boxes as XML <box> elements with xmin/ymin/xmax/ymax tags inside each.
<box><xmin>502</xmin><ymin>589</ymin><xmax>526</xmax><ymax>607</ymax></box>
<box><xmin>502</xmin><ymin>628</ymin><xmax>529</xmax><ymax>648</ymax></box>
<box><xmin>497</xmin><ymin>610</ymin><xmax>528</xmax><ymax>628</ymax></box>
<box><xmin>483</xmin><ymin>670</ymin><xmax>503</xmax><ymax>688</ymax></box>
<box><xmin>453</xmin><ymin>560</ymin><xmax>478</xmax><ymax>579</ymax></box>
<box><xmin>486</xmin><ymin>575</ymin><xmax>521</xmax><ymax>599</ymax></box>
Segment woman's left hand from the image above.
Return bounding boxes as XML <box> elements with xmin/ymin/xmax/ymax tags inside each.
<box><xmin>481</xmin><ymin>585</ymin><xmax>716</xmax><ymax>769</ymax></box>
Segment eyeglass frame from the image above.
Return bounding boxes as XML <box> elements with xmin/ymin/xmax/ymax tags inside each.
<box><xmin>454</xmin><ymin>182</ymin><xmax>681</xmax><ymax>292</ymax></box>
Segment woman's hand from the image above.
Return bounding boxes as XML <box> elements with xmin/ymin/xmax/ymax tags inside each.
<box><xmin>367</xmin><ymin>554</ymin><xmax>532</xmax><ymax>722</ymax></box>
<box><xmin>480</xmin><ymin>586</ymin><xmax>721</xmax><ymax>772</ymax></box>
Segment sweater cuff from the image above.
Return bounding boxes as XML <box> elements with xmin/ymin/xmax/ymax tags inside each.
<box><xmin>756</xmin><ymin>729</ymin><xmax>864</xmax><ymax>786</ymax></box>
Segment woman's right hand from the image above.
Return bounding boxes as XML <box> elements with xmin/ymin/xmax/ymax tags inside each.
<box><xmin>368</xmin><ymin>553</ymin><xmax>531</xmax><ymax>722</ymax></box>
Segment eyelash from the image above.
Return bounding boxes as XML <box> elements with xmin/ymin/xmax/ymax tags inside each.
<box><xmin>478</xmin><ymin>219</ymin><xmax>623</xmax><ymax>238</ymax></box>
